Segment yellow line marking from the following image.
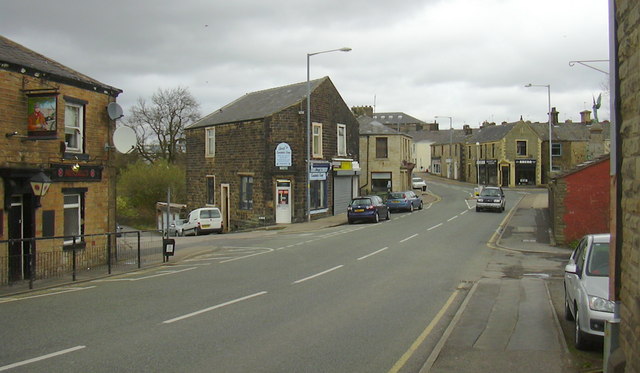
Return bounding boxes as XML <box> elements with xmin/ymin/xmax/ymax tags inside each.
<box><xmin>388</xmin><ymin>289</ymin><xmax>460</xmax><ymax>373</ymax></box>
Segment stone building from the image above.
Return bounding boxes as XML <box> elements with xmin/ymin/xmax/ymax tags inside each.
<box><xmin>184</xmin><ymin>77</ymin><xmax>359</xmax><ymax>231</ymax></box>
<box><xmin>610</xmin><ymin>0</ymin><xmax>639</xmax><ymax>371</ymax></box>
<box><xmin>357</xmin><ymin>117</ymin><xmax>414</xmax><ymax>194</ymax></box>
<box><xmin>0</xmin><ymin>36</ymin><xmax>122</xmax><ymax>284</ymax></box>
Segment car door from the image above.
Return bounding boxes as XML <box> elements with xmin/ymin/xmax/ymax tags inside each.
<box><xmin>566</xmin><ymin>237</ymin><xmax>587</xmax><ymax>313</ymax></box>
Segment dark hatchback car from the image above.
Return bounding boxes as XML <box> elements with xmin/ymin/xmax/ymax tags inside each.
<box><xmin>385</xmin><ymin>191</ymin><xmax>423</xmax><ymax>212</ymax></box>
<box><xmin>347</xmin><ymin>195</ymin><xmax>390</xmax><ymax>224</ymax></box>
<box><xmin>476</xmin><ymin>186</ymin><xmax>506</xmax><ymax>212</ymax></box>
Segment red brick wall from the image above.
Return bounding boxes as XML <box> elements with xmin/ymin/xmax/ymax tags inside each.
<box><xmin>562</xmin><ymin>160</ymin><xmax>610</xmax><ymax>243</ymax></box>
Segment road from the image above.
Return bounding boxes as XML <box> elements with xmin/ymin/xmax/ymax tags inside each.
<box><xmin>0</xmin><ymin>182</ymin><xmax>516</xmax><ymax>372</ymax></box>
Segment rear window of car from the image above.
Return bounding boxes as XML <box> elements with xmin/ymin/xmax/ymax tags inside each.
<box><xmin>351</xmin><ymin>198</ymin><xmax>371</xmax><ymax>205</ymax></box>
<box><xmin>200</xmin><ymin>209</ymin><xmax>221</xmax><ymax>218</ymax></box>
<box><xmin>388</xmin><ymin>193</ymin><xmax>405</xmax><ymax>199</ymax></box>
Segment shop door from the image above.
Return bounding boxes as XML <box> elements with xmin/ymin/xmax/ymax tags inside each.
<box><xmin>275</xmin><ymin>179</ymin><xmax>291</xmax><ymax>224</ymax></box>
<box><xmin>501</xmin><ymin>166</ymin><xmax>510</xmax><ymax>187</ymax></box>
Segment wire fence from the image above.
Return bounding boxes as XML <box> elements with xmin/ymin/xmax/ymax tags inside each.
<box><xmin>0</xmin><ymin>230</ymin><xmax>169</xmax><ymax>290</ymax></box>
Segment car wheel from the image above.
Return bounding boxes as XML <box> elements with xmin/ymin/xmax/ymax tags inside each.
<box><xmin>476</xmin><ymin>206</ymin><xmax>480</xmax><ymax>212</ymax></box>
<box><xmin>348</xmin><ymin>219</ymin><xmax>354</xmax><ymax>224</ymax></box>
<box><xmin>386</xmin><ymin>210</ymin><xmax>391</xmax><ymax>220</ymax></box>
<box><xmin>574</xmin><ymin>308</ymin><xmax>589</xmax><ymax>350</ymax></box>
<box><xmin>409</xmin><ymin>204</ymin><xmax>414</xmax><ymax>212</ymax></box>
<box><xmin>195</xmin><ymin>227</ymin><xmax>201</xmax><ymax>236</ymax></box>
<box><xmin>419</xmin><ymin>201</ymin><xmax>423</xmax><ymax>210</ymax></box>
<box><xmin>564</xmin><ymin>291</ymin><xmax>574</xmax><ymax>321</ymax></box>
<box><xmin>373</xmin><ymin>212</ymin><xmax>379</xmax><ymax>223</ymax></box>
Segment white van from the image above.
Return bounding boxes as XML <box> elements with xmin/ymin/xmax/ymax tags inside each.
<box><xmin>183</xmin><ymin>207</ymin><xmax>223</xmax><ymax>235</ymax></box>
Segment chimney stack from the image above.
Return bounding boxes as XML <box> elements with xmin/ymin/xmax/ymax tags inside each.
<box><xmin>580</xmin><ymin>110</ymin><xmax>592</xmax><ymax>125</ymax></box>
<box><xmin>550</xmin><ymin>107</ymin><xmax>559</xmax><ymax>126</ymax></box>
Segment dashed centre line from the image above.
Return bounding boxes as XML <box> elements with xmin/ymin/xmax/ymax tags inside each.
<box><xmin>400</xmin><ymin>234</ymin><xmax>418</xmax><ymax>243</ymax></box>
<box><xmin>293</xmin><ymin>265</ymin><xmax>344</xmax><ymax>284</ymax></box>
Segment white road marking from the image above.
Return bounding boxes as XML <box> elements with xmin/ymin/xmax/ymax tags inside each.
<box><xmin>358</xmin><ymin>247</ymin><xmax>388</xmax><ymax>260</ymax></box>
<box><xmin>428</xmin><ymin>223</ymin><xmax>443</xmax><ymax>231</ymax></box>
<box><xmin>460</xmin><ymin>210</ymin><xmax>468</xmax><ymax>215</ymax></box>
<box><xmin>447</xmin><ymin>216</ymin><xmax>458</xmax><ymax>222</ymax></box>
<box><xmin>293</xmin><ymin>265</ymin><xmax>344</xmax><ymax>284</ymax></box>
<box><xmin>94</xmin><ymin>267</ymin><xmax>197</xmax><ymax>282</ymax></box>
<box><xmin>163</xmin><ymin>291</ymin><xmax>268</xmax><ymax>324</ymax></box>
<box><xmin>400</xmin><ymin>234</ymin><xmax>418</xmax><ymax>243</ymax></box>
<box><xmin>219</xmin><ymin>248</ymin><xmax>274</xmax><ymax>263</ymax></box>
<box><xmin>0</xmin><ymin>287</ymin><xmax>96</xmax><ymax>303</ymax></box>
<box><xmin>0</xmin><ymin>346</ymin><xmax>86</xmax><ymax>371</ymax></box>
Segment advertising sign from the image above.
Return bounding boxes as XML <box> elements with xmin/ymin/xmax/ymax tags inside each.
<box><xmin>275</xmin><ymin>143</ymin><xmax>292</xmax><ymax>167</ymax></box>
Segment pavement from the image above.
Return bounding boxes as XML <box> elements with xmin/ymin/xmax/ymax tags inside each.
<box><xmin>1</xmin><ymin>181</ymin><xmax>579</xmax><ymax>372</ymax></box>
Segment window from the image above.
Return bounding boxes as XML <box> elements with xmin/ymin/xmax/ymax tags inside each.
<box><xmin>516</xmin><ymin>141</ymin><xmax>527</xmax><ymax>156</ymax></box>
<box><xmin>310</xmin><ymin>180</ymin><xmax>327</xmax><ymax>209</ymax></box>
<box><xmin>552</xmin><ymin>143</ymin><xmax>562</xmax><ymax>157</ymax></box>
<box><xmin>65</xmin><ymin>102</ymin><xmax>84</xmax><ymax>153</ymax></box>
<box><xmin>240</xmin><ymin>176</ymin><xmax>253</xmax><ymax>210</ymax></box>
<box><xmin>312</xmin><ymin>123</ymin><xmax>323</xmax><ymax>158</ymax></box>
<box><xmin>205</xmin><ymin>127</ymin><xmax>215</xmax><ymax>157</ymax></box>
<box><xmin>337</xmin><ymin>124</ymin><xmax>347</xmax><ymax>156</ymax></box>
<box><xmin>206</xmin><ymin>176</ymin><xmax>215</xmax><ymax>205</ymax></box>
<box><xmin>63</xmin><ymin>193</ymin><xmax>83</xmax><ymax>245</ymax></box>
<box><xmin>376</xmin><ymin>137</ymin><xmax>388</xmax><ymax>158</ymax></box>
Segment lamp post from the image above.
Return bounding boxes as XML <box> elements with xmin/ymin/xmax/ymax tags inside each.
<box><xmin>525</xmin><ymin>83</ymin><xmax>552</xmax><ymax>180</ymax></box>
<box><xmin>435</xmin><ymin>116</ymin><xmax>453</xmax><ymax>179</ymax></box>
<box><xmin>306</xmin><ymin>47</ymin><xmax>351</xmax><ymax>222</ymax></box>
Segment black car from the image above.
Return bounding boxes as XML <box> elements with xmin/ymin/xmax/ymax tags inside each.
<box><xmin>347</xmin><ymin>195</ymin><xmax>390</xmax><ymax>224</ymax></box>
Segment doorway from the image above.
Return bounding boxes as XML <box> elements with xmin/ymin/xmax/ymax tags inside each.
<box><xmin>8</xmin><ymin>195</ymin><xmax>34</xmax><ymax>282</ymax></box>
<box><xmin>501</xmin><ymin>165</ymin><xmax>510</xmax><ymax>187</ymax></box>
<box><xmin>220</xmin><ymin>184</ymin><xmax>230</xmax><ymax>232</ymax></box>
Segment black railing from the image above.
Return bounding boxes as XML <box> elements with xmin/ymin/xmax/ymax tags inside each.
<box><xmin>1</xmin><ymin>230</ymin><xmax>165</xmax><ymax>290</ymax></box>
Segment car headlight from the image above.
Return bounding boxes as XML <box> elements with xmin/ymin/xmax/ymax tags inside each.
<box><xmin>493</xmin><ymin>199</ymin><xmax>501</xmax><ymax>203</ymax></box>
<box><xmin>589</xmin><ymin>295</ymin><xmax>614</xmax><ymax>313</ymax></box>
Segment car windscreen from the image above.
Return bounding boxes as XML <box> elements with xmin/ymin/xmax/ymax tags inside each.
<box><xmin>587</xmin><ymin>243</ymin><xmax>610</xmax><ymax>276</ymax></box>
<box><xmin>200</xmin><ymin>209</ymin><xmax>221</xmax><ymax>218</ymax></box>
<box><xmin>388</xmin><ymin>193</ymin><xmax>405</xmax><ymax>199</ymax></box>
<box><xmin>480</xmin><ymin>189</ymin><xmax>501</xmax><ymax>197</ymax></box>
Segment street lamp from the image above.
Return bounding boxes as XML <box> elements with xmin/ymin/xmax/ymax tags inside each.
<box><xmin>435</xmin><ymin>116</ymin><xmax>453</xmax><ymax>179</ymax></box>
<box><xmin>525</xmin><ymin>83</ymin><xmax>552</xmax><ymax>180</ymax></box>
<box><xmin>306</xmin><ymin>47</ymin><xmax>351</xmax><ymax>222</ymax></box>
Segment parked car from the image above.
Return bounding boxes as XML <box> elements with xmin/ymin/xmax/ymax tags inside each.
<box><xmin>347</xmin><ymin>196</ymin><xmax>390</xmax><ymax>224</ymax></box>
<box><xmin>412</xmin><ymin>177</ymin><xmax>427</xmax><ymax>191</ymax></box>
<box><xmin>564</xmin><ymin>233</ymin><xmax>613</xmax><ymax>350</ymax></box>
<box><xmin>476</xmin><ymin>186</ymin><xmax>506</xmax><ymax>212</ymax></box>
<box><xmin>385</xmin><ymin>191</ymin><xmax>423</xmax><ymax>212</ymax></box>
<box><xmin>168</xmin><ymin>219</ymin><xmax>187</xmax><ymax>237</ymax></box>
<box><xmin>183</xmin><ymin>207</ymin><xmax>223</xmax><ymax>235</ymax></box>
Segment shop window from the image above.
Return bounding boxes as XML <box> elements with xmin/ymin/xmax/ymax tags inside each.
<box><xmin>310</xmin><ymin>180</ymin><xmax>327</xmax><ymax>209</ymax></box>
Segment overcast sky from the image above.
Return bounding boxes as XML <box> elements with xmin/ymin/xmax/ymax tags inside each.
<box><xmin>1</xmin><ymin>0</ymin><xmax>610</xmax><ymax>128</ymax></box>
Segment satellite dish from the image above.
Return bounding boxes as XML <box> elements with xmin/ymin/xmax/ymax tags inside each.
<box><xmin>107</xmin><ymin>102</ymin><xmax>124</xmax><ymax>120</ymax></box>
<box><xmin>112</xmin><ymin>126</ymin><xmax>136</xmax><ymax>153</ymax></box>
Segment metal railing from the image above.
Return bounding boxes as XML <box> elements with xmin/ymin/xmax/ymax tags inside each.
<box><xmin>1</xmin><ymin>230</ymin><xmax>166</xmax><ymax>290</ymax></box>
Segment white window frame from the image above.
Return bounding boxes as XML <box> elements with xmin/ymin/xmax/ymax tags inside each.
<box><xmin>312</xmin><ymin>122</ymin><xmax>323</xmax><ymax>158</ymax></box>
<box><xmin>205</xmin><ymin>127</ymin><xmax>215</xmax><ymax>157</ymax></box>
<box><xmin>63</xmin><ymin>194</ymin><xmax>82</xmax><ymax>245</ymax></box>
<box><xmin>337</xmin><ymin>124</ymin><xmax>347</xmax><ymax>156</ymax></box>
<box><xmin>64</xmin><ymin>102</ymin><xmax>84</xmax><ymax>153</ymax></box>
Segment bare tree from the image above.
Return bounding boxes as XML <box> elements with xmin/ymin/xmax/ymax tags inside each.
<box><xmin>126</xmin><ymin>86</ymin><xmax>200</xmax><ymax>164</ymax></box>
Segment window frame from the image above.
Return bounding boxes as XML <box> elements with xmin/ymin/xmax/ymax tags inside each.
<box><xmin>337</xmin><ymin>124</ymin><xmax>347</xmax><ymax>156</ymax></box>
<box><xmin>205</xmin><ymin>127</ymin><xmax>215</xmax><ymax>157</ymax></box>
<box><xmin>206</xmin><ymin>175</ymin><xmax>215</xmax><ymax>205</ymax></box>
<box><xmin>239</xmin><ymin>176</ymin><xmax>253</xmax><ymax>210</ymax></box>
<box><xmin>64</xmin><ymin>102</ymin><xmax>84</xmax><ymax>153</ymax></box>
<box><xmin>552</xmin><ymin>142</ymin><xmax>562</xmax><ymax>157</ymax></box>
<box><xmin>375</xmin><ymin>137</ymin><xmax>388</xmax><ymax>158</ymax></box>
<box><xmin>63</xmin><ymin>193</ymin><xmax>83</xmax><ymax>246</ymax></box>
<box><xmin>312</xmin><ymin>122</ymin><xmax>323</xmax><ymax>158</ymax></box>
<box><xmin>310</xmin><ymin>179</ymin><xmax>328</xmax><ymax>210</ymax></box>
<box><xmin>516</xmin><ymin>140</ymin><xmax>527</xmax><ymax>156</ymax></box>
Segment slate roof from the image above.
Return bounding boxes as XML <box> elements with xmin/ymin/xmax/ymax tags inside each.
<box><xmin>372</xmin><ymin>112</ymin><xmax>426</xmax><ymax>125</ymax></box>
<box><xmin>358</xmin><ymin>116</ymin><xmax>408</xmax><ymax>136</ymax></box>
<box><xmin>0</xmin><ymin>35</ymin><xmax>121</xmax><ymax>96</ymax></box>
<box><xmin>188</xmin><ymin>77</ymin><xmax>327</xmax><ymax>129</ymax></box>
<box><xmin>551</xmin><ymin>153</ymin><xmax>610</xmax><ymax>180</ymax></box>
<box><xmin>530</xmin><ymin>122</ymin><xmax>611</xmax><ymax>141</ymax></box>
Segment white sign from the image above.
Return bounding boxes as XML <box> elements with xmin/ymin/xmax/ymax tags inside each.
<box><xmin>275</xmin><ymin>143</ymin><xmax>292</xmax><ymax>167</ymax></box>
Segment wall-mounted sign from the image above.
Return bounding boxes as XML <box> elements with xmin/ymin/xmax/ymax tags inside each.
<box><xmin>275</xmin><ymin>142</ymin><xmax>292</xmax><ymax>167</ymax></box>
<box><xmin>27</xmin><ymin>95</ymin><xmax>57</xmax><ymax>138</ymax></box>
<box><xmin>50</xmin><ymin>164</ymin><xmax>103</xmax><ymax>182</ymax></box>
<box><xmin>309</xmin><ymin>162</ymin><xmax>330</xmax><ymax>180</ymax></box>
<box><xmin>515</xmin><ymin>159</ymin><xmax>536</xmax><ymax>165</ymax></box>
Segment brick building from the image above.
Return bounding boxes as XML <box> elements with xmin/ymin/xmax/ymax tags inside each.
<box><xmin>548</xmin><ymin>155</ymin><xmax>610</xmax><ymax>245</ymax></box>
<box><xmin>610</xmin><ymin>0</ymin><xmax>639</xmax><ymax>371</ymax></box>
<box><xmin>0</xmin><ymin>36</ymin><xmax>121</xmax><ymax>284</ymax></box>
<box><xmin>185</xmin><ymin>77</ymin><xmax>359</xmax><ymax>231</ymax></box>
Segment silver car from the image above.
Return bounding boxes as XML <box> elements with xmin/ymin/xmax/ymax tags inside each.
<box><xmin>564</xmin><ymin>233</ymin><xmax>613</xmax><ymax>349</ymax></box>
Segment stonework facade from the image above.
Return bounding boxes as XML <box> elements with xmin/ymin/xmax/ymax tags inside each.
<box><xmin>0</xmin><ymin>36</ymin><xmax>121</xmax><ymax>284</ymax></box>
<box><xmin>615</xmin><ymin>0</ymin><xmax>640</xmax><ymax>371</ymax></box>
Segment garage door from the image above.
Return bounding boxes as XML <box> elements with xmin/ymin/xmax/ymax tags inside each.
<box><xmin>333</xmin><ymin>175</ymin><xmax>352</xmax><ymax>215</ymax></box>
